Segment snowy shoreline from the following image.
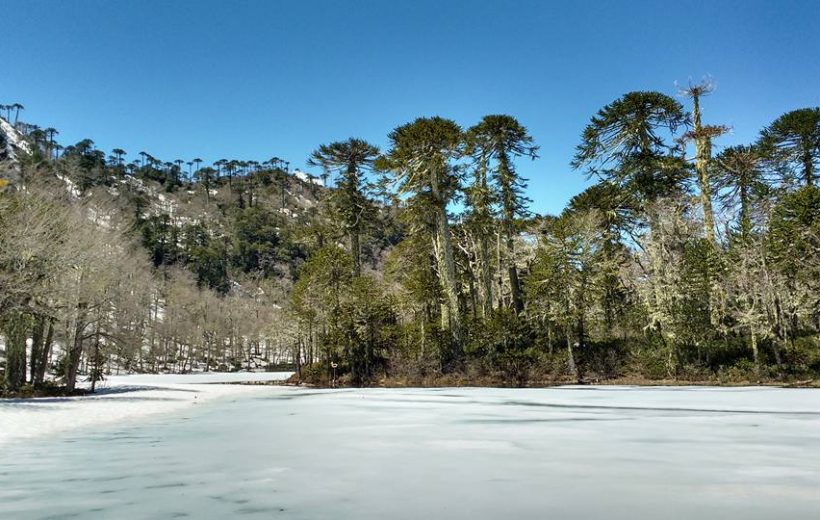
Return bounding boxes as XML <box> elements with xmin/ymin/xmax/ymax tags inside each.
<box><xmin>0</xmin><ymin>372</ymin><xmax>293</xmax><ymax>446</ymax></box>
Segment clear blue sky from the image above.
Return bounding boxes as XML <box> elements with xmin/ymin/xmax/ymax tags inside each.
<box><xmin>2</xmin><ymin>0</ymin><xmax>818</xmax><ymax>215</ymax></box>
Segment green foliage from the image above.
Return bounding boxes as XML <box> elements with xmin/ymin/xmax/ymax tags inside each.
<box><xmin>467</xmin><ymin>309</ymin><xmax>537</xmax><ymax>385</ymax></box>
<box><xmin>140</xmin><ymin>214</ymin><xmax>179</xmax><ymax>267</ymax></box>
<box><xmin>767</xmin><ymin>185</ymin><xmax>820</xmax><ymax>279</ymax></box>
<box><xmin>308</xmin><ymin>138</ymin><xmax>380</xmax><ymax>275</ymax></box>
<box><xmin>572</xmin><ymin>91</ymin><xmax>690</xmax><ymax>204</ymax></box>
<box><xmin>759</xmin><ymin>107</ymin><xmax>820</xmax><ymax>187</ymax></box>
<box><xmin>230</xmin><ymin>206</ymin><xmax>284</xmax><ymax>277</ymax></box>
<box><xmin>712</xmin><ymin>145</ymin><xmax>769</xmax><ymax>238</ymax></box>
<box><xmin>182</xmin><ymin>224</ymin><xmax>230</xmax><ymax>294</ymax></box>
<box><xmin>291</xmin><ymin>246</ymin><xmax>395</xmax><ymax>386</ymax></box>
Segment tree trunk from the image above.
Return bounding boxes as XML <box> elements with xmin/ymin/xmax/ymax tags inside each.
<box><xmin>565</xmin><ymin>326</ymin><xmax>578</xmax><ymax>382</ymax></box>
<box><xmin>739</xmin><ymin>183</ymin><xmax>751</xmax><ymax>241</ymax></box>
<box><xmin>91</xmin><ymin>322</ymin><xmax>101</xmax><ymax>393</ymax></box>
<box><xmin>350</xmin><ymin>230</ymin><xmax>361</xmax><ymax>277</ymax></box>
<box><xmin>546</xmin><ymin>321</ymin><xmax>553</xmax><ymax>355</ymax></box>
<box><xmin>508</xmin><ymin>257</ymin><xmax>523</xmax><ymax>314</ymax></box>
<box><xmin>433</xmin><ymin>203</ymin><xmax>462</xmax><ymax>348</ymax></box>
<box><xmin>692</xmin><ymin>94</ymin><xmax>717</xmax><ymax>246</ymax></box>
<box><xmin>2</xmin><ymin>313</ymin><xmax>28</xmax><ymax>391</ymax></box>
<box><xmin>30</xmin><ymin>315</ymin><xmax>45</xmax><ymax>384</ymax></box>
<box><xmin>427</xmin><ymin>160</ymin><xmax>462</xmax><ymax>351</ymax></box>
<box><xmin>803</xmin><ymin>149</ymin><xmax>815</xmax><ymax>187</ymax></box>
<box><xmin>750</xmin><ymin>328</ymin><xmax>760</xmax><ymax>377</ymax></box>
<box><xmin>34</xmin><ymin>318</ymin><xmax>54</xmax><ymax>384</ymax></box>
<box><xmin>478</xmin><ymin>234</ymin><xmax>493</xmax><ymax>317</ymax></box>
<box><xmin>65</xmin><ymin>314</ymin><xmax>86</xmax><ymax>392</ymax></box>
<box><xmin>498</xmin><ymin>152</ymin><xmax>524</xmax><ymax>313</ymax></box>
<box><xmin>474</xmin><ymin>158</ymin><xmax>494</xmax><ymax>317</ymax></box>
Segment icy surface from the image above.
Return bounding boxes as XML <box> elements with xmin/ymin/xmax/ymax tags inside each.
<box><xmin>0</xmin><ymin>372</ymin><xmax>292</xmax><ymax>446</ymax></box>
<box><xmin>1</xmin><ymin>386</ymin><xmax>819</xmax><ymax>519</ymax></box>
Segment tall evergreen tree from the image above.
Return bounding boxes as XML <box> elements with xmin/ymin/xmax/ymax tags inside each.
<box><xmin>713</xmin><ymin>145</ymin><xmax>768</xmax><ymax>240</ymax></box>
<box><xmin>460</xmin><ymin>151</ymin><xmax>496</xmax><ymax>317</ymax></box>
<box><xmin>466</xmin><ymin>115</ymin><xmax>538</xmax><ymax>313</ymax></box>
<box><xmin>308</xmin><ymin>138</ymin><xmax>380</xmax><ymax>277</ymax></box>
<box><xmin>382</xmin><ymin>117</ymin><xmax>464</xmax><ymax>352</ymax></box>
<box><xmin>572</xmin><ymin>91</ymin><xmax>689</xmax><ymax>207</ymax></box>
<box><xmin>759</xmin><ymin>107</ymin><xmax>820</xmax><ymax>187</ymax></box>
<box><xmin>680</xmin><ymin>81</ymin><xmax>727</xmax><ymax>246</ymax></box>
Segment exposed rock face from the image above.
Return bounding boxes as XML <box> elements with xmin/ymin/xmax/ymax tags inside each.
<box><xmin>0</xmin><ymin>117</ymin><xmax>30</xmax><ymax>188</ymax></box>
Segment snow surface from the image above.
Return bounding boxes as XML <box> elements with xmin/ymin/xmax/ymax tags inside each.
<box><xmin>0</xmin><ymin>116</ymin><xmax>31</xmax><ymax>159</ymax></box>
<box><xmin>294</xmin><ymin>169</ymin><xmax>323</xmax><ymax>185</ymax></box>
<box><xmin>0</xmin><ymin>372</ymin><xmax>292</xmax><ymax>447</ymax></box>
<box><xmin>1</xmin><ymin>385</ymin><xmax>819</xmax><ymax>519</ymax></box>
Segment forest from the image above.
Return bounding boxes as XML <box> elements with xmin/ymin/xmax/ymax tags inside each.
<box><xmin>1</xmin><ymin>83</ymin><xmax>819</xmax><ymax>393</ymax></box>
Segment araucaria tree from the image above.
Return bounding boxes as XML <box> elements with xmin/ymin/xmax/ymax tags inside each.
<box><xmin>713</xmin><ymin>145</ymin><xmax>767</xmax><ymax>240</ymax></box>
<box><xmin>466</xmin><ymin>115</ymin><xmax>538</xmax><ymax>313</ymax></box>
<box><xmin>680</xmin><ymin>80</ymin><xmax>727</xmax><ymax>246</ymax></box>
<box><xmin>759</xmin><ymin>107</ymin><xmax>820</xmax><ymax>187</ymax></box>
<box><xmin>308</xmin><ymin>138</ymin><xmax>380</xmax><ymax>277</ymax></box>
<box><xmin>572</xmin><ymin>91</ymin><xmax>689</xmax><ymax>209</ymax></box>
<box><xmin>383</xmin><ymin>117</ymin><xmax>464</xmax><ymax>352</ymax></box>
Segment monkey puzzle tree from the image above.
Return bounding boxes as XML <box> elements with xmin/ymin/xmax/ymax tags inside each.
<box><xmin>196</xmin><ymin>167</ymin><xmax>217</xmax><ymax>203</ymax></box>
<box><xmin>572</xmin><ymin>91</ymin><xmax>689</xmax><ymax>209</ymax></box>
<box><xmin>382</xmin><ymin>117</ymin><xmax>464</xmax><ymax>350</ymax></box>
<box><xmin>713</xmin><ymin>145</ymin><xmax>768</xmax><ymax>240</ymax></box>
<box><xmin>466</xmin><ymin>115</ymin><xmax>538</xmax><ymax>314</ymax></box>
<box><xmin>458</xmin><ymin>151</ymin><xmax>496</xmax><ymax>317</ymax></box>
<box><xmin>759</xmin><ymin>107</ymin><xmax>820</xmax><ymax>188</ymax></box>
<box><xmin>308</xmin><ymin>138</ymin><xmax>380</xmax><ymax>277</ymax></box>
<box><xmin>680</xmin><ymin>80</ymin><xmax>728</xmax><ymax>246</ymax></box>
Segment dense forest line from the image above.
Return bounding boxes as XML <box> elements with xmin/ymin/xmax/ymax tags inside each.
<box><xmin>1</xmin><ymin>82</ymin><xmax>818</xmax><ymax>393</ymax></box>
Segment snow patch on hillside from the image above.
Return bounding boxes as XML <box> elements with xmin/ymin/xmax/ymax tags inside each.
<box><xmin>54</xmin><ymin>172</ymin><xmax>81</xmax><ymax>197</ymax></box>
<box><xmin>294</xmin><ymin>169</ymin><xmax>322</xmax><ymax>185</ymax></box>
<box><xmin>0</xmin><ymin>116</ymin><xmax>31</xmax><ymax>159</ymax></box>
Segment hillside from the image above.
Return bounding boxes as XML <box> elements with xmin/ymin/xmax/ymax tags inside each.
<box><xmin>0</xmin><ymin>114</ymin><xmax>336</xmax><ymax>294</ymax></box>
<box><xmin>0</xmin><ymin>112</ymin><xmax>399</xmax><ymax>390</ymax></box>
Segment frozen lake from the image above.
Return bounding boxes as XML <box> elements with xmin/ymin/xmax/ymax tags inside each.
<box><xmin>1</xmin><ymin>384</ymin><xmax>819</xmax><ymax>519</ymax></box>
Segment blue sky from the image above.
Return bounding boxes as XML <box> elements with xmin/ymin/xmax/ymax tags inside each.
<box><xmin>2</xmin><ymin>0</ymin><xmax>818</xmax><ymax>215</ymax></box>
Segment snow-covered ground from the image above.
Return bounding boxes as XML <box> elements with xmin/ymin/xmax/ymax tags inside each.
<box><xmin>0</xmin><ymin>372</ymin><xmax>292</xmax><ymax>446</ymax></box>
<box><xmin>0</xmin><ymin>115</ymin><xmax>32</xmax><ymax>159</ymax></box>
<box><xmin>1</xmin><ymin>385</ymin><xmax>819</xmax><ymax>519</ymax></box>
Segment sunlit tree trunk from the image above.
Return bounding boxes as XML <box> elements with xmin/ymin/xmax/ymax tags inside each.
<box><xmin>430</xmin><ymin>168</ymin><xmax>462</xmax><ymax>347</ymax></box>
<box><xmin>691</xmin><ymin>92</ymin><xmax>717</xmax><ymax>246</ymax></box>
<box><xmin>65</xmin><ymin>306</ymin><xmax>87</xmax><ymax>392</ymax></box>
<box><xmin>565</xmin><ymin>325</ymin><xmax>578</xmax><ymax>381</ymax></box>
